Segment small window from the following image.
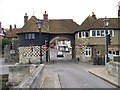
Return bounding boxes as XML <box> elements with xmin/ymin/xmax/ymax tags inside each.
<box><xmin>86</xmin><ymin>32</ymin><xmax>89</xmax><ymax>37</ymax></box>
<box><xmin>31</xmin><ymin>34</ymin><xmax>35</xmax><ymax>39</ymax></box>
<box><xmin>97</xmin><ymin>31</ymin><xmax>100</xmax><ymax>36</ymax></box>
<box><xmin>116</xmin><ymin>51</ymin><xmax>119</xmax><ymax>55</ymax></box>
<box><xmin>92</xmin><ymin>31</ymin><xmax>96</xmax><ymax>37</ymax></box>
<box><xmin>109</xmin><ymin>51</ymin><xmax>112</xmax><ymax>54</ymax></box>
<box><xmin>25</xmin><ymin>34</ymin><xmax>28</xmax><ymax>39</ymax></box>
<box><xmin>97</xmin><ymin>51</ymin><xmax>100</xmax><ymax>55</ymax></box>
<box><xmin>101</xmin><ymin>30</ymin><xmax>105</xmax><ymax>36</ymax></box>
<box><xmin>78</xmin><ymin>32</ymin><xmax>81</xmax><ymax>38</ymax></box>
<box><xmin>85</xmin><ymin>47</ymin><xmax>91</xmax><ymax>56</ymax></box>
<box><xmin>113</xmin><ymin>51</ymin><xmax>115</xmax><ymax>55</ymax></box>
<box><xmin>25</xmin><ymin>33</ymin><xmax>35</xmax><ymax>39</ymax></box>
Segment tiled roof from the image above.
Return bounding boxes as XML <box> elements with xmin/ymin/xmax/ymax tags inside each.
<box><xmin>6</xmin><ymin>28</ymin><xmax>20</xmax><ymax>38</ymax></box>
<box><xmin>77</xmin><ymin>15</ymin><xmax>119</xmax><ymax>32</ymax></box>
<box><xmin>18</xmin><ymin>16</ymin><xmax>79</xmax><ymax>34</ymax></box>
<box><xmin>18</xmin><ymin>16</ymin><xmax>39</xmax><ymax>33</ymax></box>
<box><xmin>91</xmin><ymin>18</ymin><xmax>118</xmax><ymax>29</ymax></box>
<box><xmin>76</xmin><ymin>16</ymin><xmax>97</xmax><ymax>31</ymax></box>
<box><xmin>48</xmin><ymin>19</ymin><xmax>79</xmax><ymax>34</ymax></box>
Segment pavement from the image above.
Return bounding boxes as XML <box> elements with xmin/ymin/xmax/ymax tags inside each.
<box><xmin>88</xmin><ymin>66</ymin><xmax>120</xmax><ymax>88</ymax></box>
<box><xmin>41</xmin><ymin>71</ymin><xmax>61</xmax><ymax>88</ymax></box>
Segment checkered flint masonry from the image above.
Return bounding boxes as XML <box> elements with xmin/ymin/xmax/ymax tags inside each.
<box><xmin>19</xmin><ymin>46</ymin><xmax>45</xmax><ymax>63</ymax></box>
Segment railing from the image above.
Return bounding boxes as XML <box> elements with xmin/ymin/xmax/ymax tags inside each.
<box><xmin>16</xmin><ymin>64</ymin><xmax>45</xmax><ymax>88</ymax></box>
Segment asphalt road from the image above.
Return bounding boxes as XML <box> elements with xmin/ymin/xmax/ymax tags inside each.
<box><xmin>46</xmin><ymin>49</ymin><xmax>117</xmax><ymax>88</ymax></box>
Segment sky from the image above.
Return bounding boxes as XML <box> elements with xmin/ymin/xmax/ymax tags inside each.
<box><xmin>0</xmin><ymin>0</ymin><xmax>119</xmax><ymax>28</ymax></box>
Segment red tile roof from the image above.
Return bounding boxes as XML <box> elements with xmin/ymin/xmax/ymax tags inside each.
<box><xmin>6</xmin><ymin>28</ymin><xmax>20</xmax><ymax>38</ymax></box>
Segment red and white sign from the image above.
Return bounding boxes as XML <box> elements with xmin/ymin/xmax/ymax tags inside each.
<box><xmin>42</xmin><ymin>45</ymin><xmax>48</xmax><ymax>51</ymax></box>
<box><xmin>78</xmin><ymin>44</ymin><xmax>84</xmax><ymax>49</ymax></box>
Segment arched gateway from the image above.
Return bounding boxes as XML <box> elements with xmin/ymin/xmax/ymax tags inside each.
<box><xmin>17</xmin><ymin>12</ymin><xmax>79</xmax><ymax>64</ymax></box>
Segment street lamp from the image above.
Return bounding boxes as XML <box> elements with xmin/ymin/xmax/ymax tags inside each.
<box><xmin>37</xmin><ymin>19</ymin><xmax>43</xmax><ymax>64</ymax></box>
<box><xmin>103</xmin><ymin>16</ymin><xmax>109</xmax><ymax>64</ymax></box>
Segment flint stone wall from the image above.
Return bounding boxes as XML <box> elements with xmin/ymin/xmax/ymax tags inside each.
<box><xmin>19</xmin><ymin>46</ymin><xmax>46</xmax><ymax>64</ymax></box>
<box><xmin>7</xmin><ymin>64</ymin><xmax>37</xmax><ymax>87</ymax></box>
<box><xmin>106</xmin><ymin>61</ymin><xmax>120</xmax><ymax>77</ymax></box>
<box><xmin>16</xmin><ymin>64</ymin><xmax>45</xmax><ymax>88</ymax></box>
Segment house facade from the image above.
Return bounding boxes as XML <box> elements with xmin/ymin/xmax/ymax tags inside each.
<box><xmin>0</xmin><ymin>22</ymin><xmax>4</xmax><ymax>40</ymax></box>
<box><xmin>75</xmin><ymin>11</ymin><xmax>120</xmax><ymax>63</ymax></box>
<box><xmin>17</xmin><ymin>11</ymin><xmax>79</xmax><ymax>64</ymax></box>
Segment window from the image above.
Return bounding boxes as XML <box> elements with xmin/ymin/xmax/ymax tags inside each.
<box><xmin>85</xmin><ymin>47</ymin><xmax>91</xmax><ymax>56</ymax></box>
<box><xmin>101</xmin><ymin>30</ymin><xmax>105</xmax><ymax>36</ymax></box>
<box><xmin>97</xmin><ymin>51</ymin><xmax>100</xmax><ymax>55</ymax></box>
<box><xmin>31</xmin><ymin>34</ymin><xmax>35</xmax><ymax>39</ymax></box>
<box><xmin>86</xmin><ymin>32</ymin><xmax>89</xmax><ymax>37</ymax></box>
<box><xmin>90</xmin><ymin>30</ymin><xmax>114</xmax><ymax>37</ymax></box>
<box><xmin>108</xmin><ymin>51</ymin><xmax>112</xmax><ymax>54</ymax></box>
<box><xmin>81</xmin><ymin>31</ymin><xmax>89</xmax><ymax>38</ymax></box>
<box><xmin>116</xmin><ymin>51</ymin><xmax>119</xmax><ymax>55</ymax></box>
<box><xmin>92</xmin><ymin>30</ymin><xmax>96</xmax><ymax>37</ymax></box>
<box><xmin>109</xmin><ymin>51</ymin><xmax>120</xmax><ymax>56</ymax></box>
<box><xmin>78</xmin><ymin>32</ymin><xmax>81</xmax><ymax>38</ymax></box>
<box><xmin>97</xmin><ymin>31</ymin><xmax>100</xmax><ymax>36</ymax></box>
<box><xmin>25</xmin><ymin>33</ymin><xmax>35</xmax><ymax>39</ymax></box>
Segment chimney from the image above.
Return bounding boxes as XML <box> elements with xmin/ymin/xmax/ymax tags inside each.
<box><xmin>43</xmin><ymin>11</ymin><xmax>48</xmax><ymax>23</ymax></box>
<box><xmin>0</xmin><ymin>22</ymin><xmax>1</xmax><ymax>28</ymax></box>
<box><xmin>14</xmin><ymin>24</ymin><xmax>16</xmax><ymax>29</ymax></box>
<box><xmin>10</xmin><ymin>25</ymin><xmax>12</xmax><ymax>31</ymax></box>
<box><xmin>92</xmin><ymin>12</ymin><xmax>96</xmax><ymax>19</ymax></box>
<box><xmin>118</xmin><ymin>1</ymin><xmax>120</xmax><ymax>29</ymax></box>
<box><xmin>24</xmin><ymin>13</ymin><xmax>28</xmax><ymax>25</ymax></box>
<box><xmin>118</xmin><ymin>1</ymin><xmax>120</xmax><ymax>18</ymax></box>
<box><xmin>0</xmin><ymin>22</ymin><xmax>2</xmax><ymax>33</ymax></box>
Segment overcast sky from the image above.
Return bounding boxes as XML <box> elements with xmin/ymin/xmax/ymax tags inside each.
<box><xmin>0</xmin><ymin>0</ymin><xmax>119</xmax><ymax>28</ymax></box>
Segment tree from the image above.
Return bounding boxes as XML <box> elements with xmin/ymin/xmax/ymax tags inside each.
<box><xmin>1</xmin><ymin>38</ymin><xmax>11</xmax><ymax>51</ymax></box>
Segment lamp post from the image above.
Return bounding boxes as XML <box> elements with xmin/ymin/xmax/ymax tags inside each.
<box><xmin>103</xmin><ymin>16</ymin><xmax>109</xmax><ymax>64</ymax></box>
<box><xmin>37</xmin><ymin>19</ymin><xmax>43</xmax><ymax>64</ymax></box>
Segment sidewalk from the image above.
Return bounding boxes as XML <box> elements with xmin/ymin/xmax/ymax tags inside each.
<box><xmin>88</xmin><ymin>66</ymin><xmax>120</xmax><ymax>88</ymax></box>
<box><xmin>41</xmin><ymin>71</ymin><xmax>61</xmax><ymax>88</ymax></box>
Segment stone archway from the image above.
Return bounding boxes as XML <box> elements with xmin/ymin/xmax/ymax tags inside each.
<box><xmin>45</xmin><ymin>33</ymin><xmax>76</xmax><ymax>62</ymax></box>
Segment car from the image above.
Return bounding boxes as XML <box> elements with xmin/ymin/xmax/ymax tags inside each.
<box><xmin>57</xmin><ymin>51</ymin><xmax>64</xmax><ymax>57</ymax></box>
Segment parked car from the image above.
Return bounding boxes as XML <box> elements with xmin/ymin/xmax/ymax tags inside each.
<box><xmin>57</xmin><ymin>51</ymin><xmax>64</xmax><ymax>57</ymax></box>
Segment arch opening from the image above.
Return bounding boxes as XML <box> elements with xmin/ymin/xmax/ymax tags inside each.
<box><xmin>49</xmin><ymin>36</ymin><xmax>73</xmax><ymax>61</ymax></box>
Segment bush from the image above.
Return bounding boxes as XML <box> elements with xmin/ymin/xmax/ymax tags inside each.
<box><xmin>1</xmin><ymin>38</ymin><xmax>11</xmax><ymax>51</ymax></box>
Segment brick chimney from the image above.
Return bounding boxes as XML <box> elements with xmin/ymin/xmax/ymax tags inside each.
<box><xmin>118</xmin><ymin>1</ymin><xmax>120</xmax><ymax>28</ymax></box>
<box><xmin>0</xmin><ymin>22</ymin><xmax>2</xmax><ymax>33</ymax></box>
<box><xmin>43</xmin><ymin>11</ymin><xmax>48</xmax><ymax>23</ymax></box>
<box><xmin>10</xmin><ymin>25</ymin><xmax>12</xmax><ymax>31</ymax></box>
<box><xmin>118</xmin><ymin>1</ymin><xmax>120</xmax><ymax>18</ymax></box>
<box><xmin>14</xmin><ymin>24</ymin><xmax>16</xmax><ymax>29</ymax></box>
<box><xmin>24</xmin><ymin>13</ymin><xmax>28</xmax><ymax>25</ymax></box>
<box><xmin>92</xmin><ymin>12</ymin><xmax>96</xmax><ymax>19</ymax></box>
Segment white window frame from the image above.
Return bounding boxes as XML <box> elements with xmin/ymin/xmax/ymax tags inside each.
<box><xmin>85</xmin><ymin>47</ymin><xmax>91</xmax><ymax>57</ymax></box>
<box><xmin>90</xmin><ymin>30</ymin><xmax>114</xmax><ymax>37</ymax></box>
<box><xmin>108</xmin><ymin>50</ymin><xmax>120</xmax><ymax>57</ymax></box>
<box><xmin>81</xmin><ymin>31</ymin><xmax>89</xmax><ymax>38</ymax></box>
<box><xmin>77</xmin><ymin>32</ymin><xmax>81</xmax><ymax>38</ymax></box>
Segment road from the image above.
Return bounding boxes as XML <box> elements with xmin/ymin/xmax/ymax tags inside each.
<box><xmin>46</xmin><ymin>49</ymin><xmax>117</xmax><ymax>88</ymax></box>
